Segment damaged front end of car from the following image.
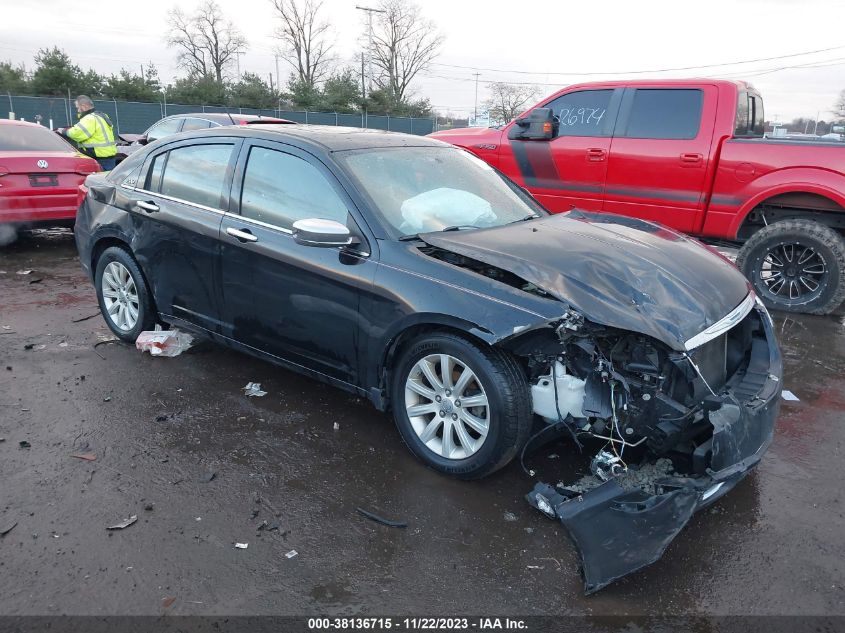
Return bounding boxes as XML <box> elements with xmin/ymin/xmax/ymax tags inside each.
<box><xmin>505</xmin><ymin>294</ymin><xmax>781</xmax><ymax>594</ymax></box>
<box><xmin>417</xmin><ymin>214</ymin><xmax>782</xmax><ymax>593</ymax></box>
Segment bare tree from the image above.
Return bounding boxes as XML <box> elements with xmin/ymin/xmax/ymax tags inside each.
<box><xmin>370</xmin><ymin>0</ymin><xmax>443</xmax><ymax>104</ymax></box>
<box><xmin>484</xmin><ymin>82</ymin><xmax>541</xmax><ymax>124</ymax></box>
<box><xmin>167</xmin><ymin>0</ymin><xmax>247</xmax><ymax>83</ymax></box>
<box><xmin>271</xmin><ymin>0</ymin><xmax>334</xmax><ymax>87</ymax></box>
<box><xmin>834</xmin><ymin>89</ymin><xmax>845</xmax><ymax>120</ymax></box>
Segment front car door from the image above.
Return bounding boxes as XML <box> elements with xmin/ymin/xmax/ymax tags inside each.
<box><xmin>219</xmin><ymin>141</ymin><xmax>377</xmax><ymax>385</ymax></box>
<box><xmin>499</xmin><ymin>88</ymin><xmax>622</xmax><ymax>213</ymax></box>
<box><xmin>603</xmin><ymin>86</ymin><xmax>718</xmax><ymax>232</ymax></box>
<box><xmin>130</xmin><ymin>138</ymin><xmax>239</xmax><ymax>332</ymax></box>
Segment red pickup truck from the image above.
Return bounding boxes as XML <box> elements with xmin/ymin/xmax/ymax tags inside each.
<box><xmin>430</xmin><ymin>79</ymin><xmax>845</xmax><ymax>315</ymax></box>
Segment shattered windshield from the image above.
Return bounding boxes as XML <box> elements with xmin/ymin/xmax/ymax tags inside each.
<box><xmin>339</xmin><ymin>146</ymin><xmax>544</xmax><ymax>237</ymax></box>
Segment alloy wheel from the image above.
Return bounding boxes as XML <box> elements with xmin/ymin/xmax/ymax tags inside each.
<box><xmin>101</xmin><ymin>261</ymin><xmax>140</xmax><ymax>331</ymax></box>
<box><xmin>758</xmin><ymin>240</ymin><xmax>828</xmax><ymax>303</ymax></box>
<box><xmin>404</xmin><ymin>353</ymin><xmax>490</xmax><ymax>460</ymax></box>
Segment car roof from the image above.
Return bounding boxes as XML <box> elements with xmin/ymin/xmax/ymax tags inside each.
<box><xmin>160</xmin><ymin>113</ymin><xmax>291</xmax><ymax>124</ymax></box>
<box><xmin>0</xmin><ymin>119</ymin><xmax>44</xmax><ymax>127</ymax></box>
<box><xmin>187</xmin><ymin>123</ymin><xmax>448</xmax><ymax>152</ymax></box>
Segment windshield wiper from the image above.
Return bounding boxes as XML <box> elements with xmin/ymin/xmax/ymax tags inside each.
<box><xmin>399</xmin><ymin>225</ymin><xmax>482</xmax><ymax>241</ymax></box>
<box><xmin>508</xmin><ymin>214</ymin><xmax>540</xmax><ymax>224</ymax></box>
<box><xmin>441</xmin><ymin>225</ymin><xmax>480</xmax><ymax>232</ymax></box>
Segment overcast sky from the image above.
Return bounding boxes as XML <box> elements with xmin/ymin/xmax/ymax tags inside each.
<box><xmin>1</xmin><ymin>0</ymin><xmax>844</xmax><ymax>121</ymax></box>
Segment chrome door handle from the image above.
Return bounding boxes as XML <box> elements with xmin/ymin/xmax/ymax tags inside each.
<box><xmin>226</xmin><ymin>227</ymin><xmax>258</xmax><ymax>243</ymax></box>
<box><xmin>135</xmin><ymin>200</ymin><xmax>159</xmax><ymax>213</ymax></box>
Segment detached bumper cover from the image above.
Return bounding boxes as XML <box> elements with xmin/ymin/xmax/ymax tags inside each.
<box><xmin>526</xmin><ymin>304</ymin><xmax>782</xmax><ymax>594</ymax></box>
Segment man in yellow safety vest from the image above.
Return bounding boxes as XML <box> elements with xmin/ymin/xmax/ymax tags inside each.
<box><xmin>58</xmin><ymin>95</ymin><xmax>118</xmax><ymax>171</ymax></box>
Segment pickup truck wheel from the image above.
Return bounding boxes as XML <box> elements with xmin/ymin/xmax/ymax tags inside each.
<box><xmin>737</xmin><ymin>219</ymin><xmax>845</xmax><ymax>315</ymax></box>
<box><xmin>390</xmin><ymin>333</ymin><xmax>532</xmax><ymax>480</ymax></box>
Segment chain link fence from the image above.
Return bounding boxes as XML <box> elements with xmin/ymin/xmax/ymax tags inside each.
<box><xmin>3</xmin><ymin>94</ymin><xmax>436</xmax><ymax>136</ymax></box>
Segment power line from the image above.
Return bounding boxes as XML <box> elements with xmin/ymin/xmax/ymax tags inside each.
<box><xmin>429</xmin><ymin>43</ymin><xmax>845</xmax><ymax>76</ymax></box>
<box><xmin>421</xmin><ymin>54</ymin><xmax>845</xmax><ymax>87</ymax></box>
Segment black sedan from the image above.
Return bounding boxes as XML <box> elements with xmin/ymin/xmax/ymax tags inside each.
<box><xmin>75</xmin><ymin>124</ymin><xmax>782</xmax><ymax>592</ymax></box>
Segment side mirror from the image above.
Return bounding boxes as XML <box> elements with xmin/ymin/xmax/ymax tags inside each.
<box><xmin>507</xmin><ymin>107</ymin><xmax>557</xmax><ymax>141</ymax></box>
<box><xmin>292</xmin><ymin>218</ymin><xmax>355</xmax><ymax>248</ymax></box>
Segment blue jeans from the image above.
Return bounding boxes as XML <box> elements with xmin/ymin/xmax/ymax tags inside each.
<box><xmin>96</xmin><ymin>157</ymin><xmax>116</xmax><ymax>171</ymax></box>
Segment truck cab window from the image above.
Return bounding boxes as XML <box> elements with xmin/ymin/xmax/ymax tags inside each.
<box><xmin>622</xmin><ymin>89</ymin><xmax>703</xmax><ymax>140</ymax></box>
<box><xmin>545</xmin><ymin>90</ymin><xmax>614</xmax><ymax>137</ymax></box>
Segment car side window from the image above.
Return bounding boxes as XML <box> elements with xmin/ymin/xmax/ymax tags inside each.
<box><xmin>239</xmin><ymin>146</ymin><xmax>349</xmax><ymax>230</ymax></box>
<box><xmin>622</xmin><ymin>89</ymin><xmax>703</xmax><ymax>140</ymax></box>
<box><xmin>146</xmin><ymin>118</ymin><xmax>182</xmax><ymax>142</ymax></box>
<box><xmin>545</xmin><ymin>90</ymin><xmax>614</xmax><ymax>137</ymax></box>
<box><xmin>148</xmin><ymin>144</ymin><xmax>233</xmax><ymax>209</ymax></box>
<box><xmin>181</xmin><ymin>118</ymin><xmax>213</xmax><ymax>132</ymax></box>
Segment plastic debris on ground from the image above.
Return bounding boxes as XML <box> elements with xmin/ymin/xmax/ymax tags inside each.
<box><xmin>107</xmin><ymin>515</ymin><xmax>138</xmax><ymax>530</ymax></box>
<box><xmin>16</xmin><ymin>270</ymin><xmax>32</xmax><ymax>275</ymax></box>
<box><xmin>235</xmin><ymin>542</ymin><xmax>249</xmax><ymax>549</ymax></box>
<box><xmin>0</xmin><ymin>521</ymin><xmax>17</xmax><ymax>537</ymax></box>
<box><xmin>782</xmin><ymin>390</ymin><xmax>800</xmax><ymax>401</ymax></box>
<box><xmin>285</xmin><ymin>550</ymin><xmax>298</xmax><ymax>559</ymax></box>
<box><xmin>135</xmin><ymin>328</ymin><xmax>194</xmax><ymax>357</ymax></box>
<box><xmin>70</xmin><ymin>453</ymin><xmax>97</xmax><ymax>461</ymax></box>
<box><xmin>243</xmin><ymin>382</ymin><xmax>267</xmax><ymax>397</ymax></box>
<box><xmin>356</xmin><ymin>507</ymin><xmax>408</xmax><ymax>529</ymax></box>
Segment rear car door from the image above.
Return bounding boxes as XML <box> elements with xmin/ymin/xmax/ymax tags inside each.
<box><xmin>219</xmin><ymin>141</ymin><xmax>376</xmax><ymax>385</ymax></box>
<box><xmin>603</xmin><ymin>86</ymin><xmax>718</xmax><ymax>232</ymax></box>
<box><xmin>130</xmin><ymin>138</ymin><xmax>239</xmax><ymax>331</ymax></box>
<box><xmin>499</xmin><ymin>88</ymin><xmax>622</xmax><ymax>213</ymax></box>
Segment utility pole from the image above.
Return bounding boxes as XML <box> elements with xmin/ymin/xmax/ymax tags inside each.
<box><xmin>360</xmin><ymin>51</ymin><xmax>367</xmax><ymax>103</ymax></box>
<box><xmin>813</xmin><ymin>110</ymin><xmax>820</xmax><ymax>135</ymax></box>
<box><xmin>355</xmin><ymin>5</ymin><xmax>386</xmax><ymax>92</ymax></box>
<box><xmin>235</xmin><ymin>52</ymin><xmax>241</xmax><ymax>82</ymax></box>
<box><xmin>472</xmin><ymin>72</ymin><xmax>480</xmax><ymax>122</ymax></box>
<box><xmin>274</xmin><ymin>54</ymin><xmax>281</xmax><ymax>94</ymax></box>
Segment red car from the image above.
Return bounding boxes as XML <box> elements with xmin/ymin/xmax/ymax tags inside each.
<box><xmin>431</xmin><ymin>79</ymin><xmax>845</xmax><ymax>315</ymax></box>
<box><xmin>0</xmin><ymin>119</ymin><xmax>100</xmax><ymax>228</ymax></box>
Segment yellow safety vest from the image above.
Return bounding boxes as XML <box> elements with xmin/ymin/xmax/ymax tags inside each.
<box><xmin>66</xmin><ymin>111</ymin><xmax>117</xmax><ymax>158</ymax></box>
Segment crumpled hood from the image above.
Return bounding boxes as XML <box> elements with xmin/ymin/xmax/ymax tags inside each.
<box><xmin>420</xmin><ymin>211</ymin><xmax>751</xmax><ymax>350</ymax></box>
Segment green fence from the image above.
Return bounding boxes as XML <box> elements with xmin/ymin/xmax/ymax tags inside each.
<box><xmin>2</xmin><ymin>94</ymin><xmax>435</xmax><ymax>136</ymax></box>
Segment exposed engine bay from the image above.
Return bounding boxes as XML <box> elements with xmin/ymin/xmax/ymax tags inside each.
<box><xmin>508</xmin><ymin>303</ymin><xmax>779</xmax><ymax>593</ymax></box>
<box><xmin>517</xmin><ymin>305</ymin><xmax>760</xmax><ymax>480</ymax></box>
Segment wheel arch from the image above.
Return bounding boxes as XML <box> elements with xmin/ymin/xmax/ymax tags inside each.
<box><xmin>731</xmin><ymin>177</ymin><xmax>845</xmax><ymax>240</ymax></box>
<box><xmin>374</xmin><ymin>315</ymin><xmax>502</xmax><ymax>412</ymax></box>
<box><xmin>91</xmin><ymin>235</ymin><xmax>160</xmax><ymax>318</ymax></box>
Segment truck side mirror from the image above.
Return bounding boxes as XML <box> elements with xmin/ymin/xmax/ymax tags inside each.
<box><xmin>508</xmin><ymin>108</ymin><xmax>558</xmax><ymax>141</ymax></box>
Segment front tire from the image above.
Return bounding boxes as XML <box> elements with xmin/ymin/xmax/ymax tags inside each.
<box><xmin>737</xmin><ymin>219</ymin><xmax>845</xmax><ymax>315</ymax></box>
<box><xmin>94</xmin><ymin>246</ymin><xmax>156</xmax><ymax>342</ymax></box>
<box><xmin>390</xmin><ymin>333</ymin><xmax>532</xmax><ymax>480</ymax></box>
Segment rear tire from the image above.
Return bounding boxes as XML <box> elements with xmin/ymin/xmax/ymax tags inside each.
<box><xmin>737</xmin><ymin>219</ymin><xmax>845</xmax><ymax>315</ymax></box>
<box><xmin>94</xmin><ymin>246</ymin><xmax>156</xmax><ymax>342</ymax></box>
<box><xmin>390</xmin><ymin>332</ymin><xmax>532</xmax><ymax>480</ymax></box>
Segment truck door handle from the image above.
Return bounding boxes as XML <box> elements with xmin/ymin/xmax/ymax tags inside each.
<box><xmin>226</xmin><ymin>227</ymin><xmax>258</xmax><ymax>243</ymax></box>
<box><xmin>586</xmin><ymin>148</ymin><xmax>607</xmax><ymax>162</ymax></box>
<box><xmin>135</xmin><ymin>200</ymin><xmax>159</xmax><ymax>213</ymax></box>
<box><xmin>680</xmin><ymin>153</ymin><xmax>703</xmax><ymax>166</ymax></box>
